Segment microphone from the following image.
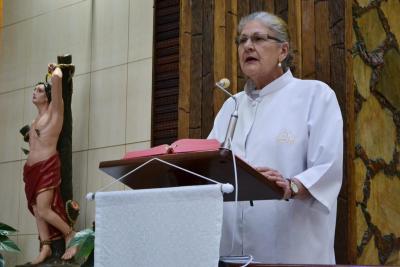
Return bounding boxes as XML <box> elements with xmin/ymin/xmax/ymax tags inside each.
<box><xmin>217</xmin><ymin>78</ymin><xmax>230</xmax><ymax>89</ymax></box>
<box><xmin>214</xmin><ymin>78</ymin><xmax>238</xmax><ymax>154</ymax></box>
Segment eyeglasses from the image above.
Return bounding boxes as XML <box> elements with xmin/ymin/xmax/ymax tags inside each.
<box><xmin>235</xmin><ymin>33</ymin><xmax>284</xmax><ymax>46</ymax></box>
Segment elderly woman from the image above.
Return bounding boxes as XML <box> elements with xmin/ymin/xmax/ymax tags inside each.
<box><xmin>209</xmin><ymin>11</ymin><xmax>343</xmax><ymax>264</ymax></box>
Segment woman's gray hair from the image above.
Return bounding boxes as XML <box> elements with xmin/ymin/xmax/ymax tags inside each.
<box><xmin>238</xmin><ymin>11</ymin><xmax>294</xmax><ymax>71</ymax></box>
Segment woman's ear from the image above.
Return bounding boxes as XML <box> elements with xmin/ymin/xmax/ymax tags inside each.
<box><xmin>279</xmin><ymin>42</ymin><xmax>289</xmax><ymax>62</ymax></box>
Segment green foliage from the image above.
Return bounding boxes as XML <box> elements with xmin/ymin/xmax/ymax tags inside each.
<box><xmin>0</xmin><ymin>223</ymin><xmax>17</xmax><ymax>236</ymax></box>
<box><xmin>0</xmin><ymin>223</ymin><xmax>20</xmax><ymax>253</ymax></box>
<box><xmin>0</xmin><ymin>236</ymin><xmax>20</xmax><ymax>253</ymax></box>
<box><xmin>67</xmin><ymin>229</ymin><xmax>94</xmax><ymax>262</ymax></box>
<box><xmin>0</xmin><ymin>222</ymin><xmax>20</xmax><ymax>267</ymax></box>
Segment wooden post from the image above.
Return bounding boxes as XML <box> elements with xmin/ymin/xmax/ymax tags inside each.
<box><xmin>301</xmin><ymin>0</ymin><xmax>315</xmax><ymax>79</ymax></box>
<box><xmin>56</xmin><ymin>54</ymin><xmax>75</xmax><ymax>203</ymax></box>
<box><xmin>178</xmin><ymin>0</ymin><xmax>191</xmax><ymax>139</ymax></box>
<box><xmin>213</xmin><ymin>0</ymin><xmax>227</xmax><ymax>116</ymax></box>
<box><xmin>345</xmin><ymin>0</ymin><xmax>356</xmax><ymax>263</ymax></box>
<box><xmin>288</xmin><ymin>0</ymin><xmax>302</xmax><ymax>78</ymax></box>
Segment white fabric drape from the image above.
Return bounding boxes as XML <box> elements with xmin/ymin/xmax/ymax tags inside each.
<box><xmin>95</xmin><ymin>184</ymin><xmax>224</xmax><ymax>267</ymax></box>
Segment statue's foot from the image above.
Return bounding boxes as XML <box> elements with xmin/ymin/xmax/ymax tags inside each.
<box><xmin>61</xmin><ymin>230</ymin><xmax>78</xmax><ymax>260</ymax></box>
<box><xmin>30</xmin><ymin>242</ymin><xmax>52</xmax><ymax>265</ymax></box>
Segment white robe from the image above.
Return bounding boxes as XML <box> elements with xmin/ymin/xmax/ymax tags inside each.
<box><xmin>208</xmin><ymin>70</ymin><xmax>343</xmax><ymax>264</ymax></box>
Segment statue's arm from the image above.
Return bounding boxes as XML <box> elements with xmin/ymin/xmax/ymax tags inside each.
<box><xmin>49</xmin><ymin>64</ymin><xmax>64</xmax><ymax>115</ymax></box>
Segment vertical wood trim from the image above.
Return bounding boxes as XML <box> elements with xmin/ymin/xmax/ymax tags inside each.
<box><xmin>315</xmin><ymin>0</ymin><xmax>331</xmax><ymax>84</ymax></box>
<box><xmin>213</xmin><ymin>0</ymin><xmax>226</xmax><ymax>115</ymax></box>
<box><xmin>178</xmin><ymin>0</ymin><xmax>191</xmax><ymax>138</ymax></box>
<box><xmin>200</xmin><ymin>0</ymin><xmax>213</xmax><ymax>137</ymax></box>
<box><xmin>189</xmin><ymin>0</ymin><xmax>203</xmax><ymax>138</ymax></box>
<box><xmin>301</xmin><ymin>0</ymin><xmax>315</xmax><ymax>79</ymax></box>
<box><xmin>288</xmin><ymin>0</ymin><xmax>302</xmax><ymax>77</ymax></box>
<box><xmin>263</xmin><ymin>0</ymin><xmax>275</xmax><ymax>13</ymax></box>
<box><xmin>226</xmin><ymin>0</ymin><xmax>238</xmax><ymax>95</ymax></box>
<box><xmin>237</xmin><ymin>0</ymin><xmax>249</xmax><ymax>90</ymax></box>
<box><xmin>346</xmin><ymin>0</ymin><xmax>356</xmax><ymax>263</ymax></box>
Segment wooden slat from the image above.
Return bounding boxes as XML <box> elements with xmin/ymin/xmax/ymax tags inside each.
<box><xmin>188</xmin><ymin>0</ymin><xmax>205</xmax><ymax>139</ymax></box>
<box><xmin>288</xmin><ymin>0</ymin><xmax>302</xmax><ymax>77</ymax></box>
<box><xmin>189</xmin><ymin>33</ymin><xmax>202</xmax><ymax>138</ymax></box>
<box><xmin>226</xmin><ymin>0</ymin><xmax>238</xmax><ymax>95</ymax></box>
<box><xmin>301</xmin><ymin>0</ymin><xmax>315</xmax><ymax>79</ymax></box>
<box><xmin>154</xmin><ymin>78</ymin><xmax>178</xmax><ymax>90</ymax></box>
<box><xmin>155</xmin><ymin>38</ymin><xmax>179</xmax><ymax>49</ymax></box>
<box><xmin>154</xmin><ymin>121</ymin><xmax>178</xmax><ymax>131</ymax></box>
<box><xmin>178</xmin><ymin>0</ymin><xmax>191</xmax><ymax>139</ymax></box>
<box><xmin>156</xmin><ymin>54</ymin><xmax>179</xmax><ymax>65</ymax></box>
<box><xmin>155</xmin><ymin>72</ymin><xmax>178</xmax><ymax>82</ymax></box>
<box><xmin>156</xmin><ymin>5</ymin><xmax>179</xmax><ymax>16</ymax></box>
<box><xmin>250</xmin><ymin>0</ymin><xmax>264</xmax><ymax>12</ymax></box>
<box><xmin>154</xmin><ymin>104</ymin><xmax>177</xmax><ymax>114</ymax></box>
<box><xmin>153</xmin><ymin>112</ymin><xmax>178</xmax><ymax>123</ymax></box>
<box><xmin>315</xmin><ymin>0</ymin><xmax>331</xmax><ymax>84</ymax></box>
<box><xmin>263</xmin><ymin>0</ymin><xmax>275</xmax><ymax>13</ymax></box>
<box><xmin>156</xmin><ymin>21</ymin><xmax>179</xmax><ymax>34</ymax></box>
<box><xmin>237</xmin><ymin>0</ymin><xmax>249</xmax><ymax>91</ymax></box>
<box><xmin>153</xmin><ymin>0</ymin><xmax>180</xmax><ymax>146</ymax></box>
<box><xmin>154</xmin><ymin>128</ymin><xmax>177</xmax><ymax>139</ymax></box>
<box><xmin>200</xmin><ymin>0</ymin><xmax>214</xmax><ymax>138</ymax></box>
<box><xmin>155</xmin><ymin>29</ymin><xmax>179</xmax><ymax>41</ymax></box>
<box><xmin>155</xmin><ymin>62</ymin><xmax>179</xmax><ymax>73</ymax></box>
<box><xmin>156</xmin><ymin>0</ymin><xmax>179</xmax><ymax>9</ymax></box>
<box><xmin>213</xmin><ymin>0</ymin><xmax>226</xmax><ymax>116</ymax></box>
<box><xmin>155</xmin><ymin>45</ymin><xmax>179</xmax><ymax>57</ymax></box>
<box><xmin>345</xmin><ymin>0</ymin><xmax>356</xmax><ymax>263</ymax></box>
<box><xmin>275</xmin><ymin>0</ymin><xmax>288</xmax><ymax>21</ymax></box>
<box><xmin>156</xmin><ymin>12</ymin><xmax>179</xmax><ymax>25</ymax></box>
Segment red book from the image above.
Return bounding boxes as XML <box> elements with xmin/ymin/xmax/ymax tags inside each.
<box><xmin>123</xmin><ymin>139</ymin><xmax>221</xmax><ymax>159</ymax></box>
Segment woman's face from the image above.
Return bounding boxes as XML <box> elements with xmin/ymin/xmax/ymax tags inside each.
<box><xmin>238</xmin><ymin>20</ymin><xmax>288</xmax><ymax>88</ymax></box>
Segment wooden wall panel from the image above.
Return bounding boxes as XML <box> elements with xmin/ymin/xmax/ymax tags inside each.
<box><xmin>301</xmin><ymin>0</ymin><xmax>315</xmax><ymax>79</ymax></box>
<box><xmin>154</xmin><ymin>0</ymin><xmax>352</xmax><ymax>262</ymax></box>
<box><xmin>153</xmin><ymin>0</ymin><xmax>180</xmax><ymax>146</ymax></box>
<box><xmin>315</xmin><ymin>0</ymin><xmax>331</xmax><ymax>84</ymax></box>
<box><xmin>288</xmin><ymin>0</ymin><xmax>302</xmax><ymax>77</ymax></box>
<box><xmin>226</xmin><ymin>0</ymin><xmax>238</xmax><ymax>95</ymax></box>
<box><xmin>213</xmin><ymin>0</ymin><xmax>226</xmax><ymax>117</ymax></box>
<box><xmin>200</xmin><ymin>0</ymin><xmax>214</xmax><ymax>138</ymax></box>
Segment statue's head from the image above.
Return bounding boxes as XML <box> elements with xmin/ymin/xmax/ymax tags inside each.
<box><xmin>35</xmin><ymin>82</ymin><xmax>52</xmax><ymax>103</ymax></box>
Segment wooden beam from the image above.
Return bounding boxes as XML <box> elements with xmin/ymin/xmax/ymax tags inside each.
<box><xmin>288</xmin><ymin>0</ymin><xmax>302</xmax><ymax>77</ymax></box>
<box><xmin>237</xmin><ymin>0</ymin><xmax>249</xmax><ymax>90</ymax></box>
<box><xmin>189</xmin><ymin>0</ymin><xmax>203</xmax><ymax>138</ymax></box>
<box><xmin>226</xmin><ymin>0</ymin><xmax>238</xmax><ymax>95</ymax></box>
<box><xmin>178</xmin><ymin>0</ymin><xmax>191</xmax><ymax>138</ymax></box>
<box><xmin>315</xmin><ymin>0</ymin><xmax>331</xmax><ymax>84</ymax></box>
<box><xmin>213</xmin><ymin>0</ymin><xmax>227</xmax><ymax>115</ymax></box>
<box><xmin>301</xmin><ymin>0</ymin><xmax>315</xmax><ymax>79</ymax></box>
<box><xmin>345</xmin><ymin>0</ymin><xmax>356</xmax><ymax>263</ymax></box>
<box><xmin>263</xmin><ymin>0</ymin><xmax>275</xmax><ymax>13</ymax></box>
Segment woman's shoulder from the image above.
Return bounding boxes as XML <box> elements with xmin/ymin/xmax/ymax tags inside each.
<box><xmin>291</xmin><ymin>77</ymin><xmax>336</xmax><ymax>97</ymax></box>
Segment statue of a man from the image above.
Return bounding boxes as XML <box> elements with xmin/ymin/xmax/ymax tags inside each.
<box><xmin>23</xmin><ymin>64</ymin><xmax>77</xmax><ymax>264</ymax></box>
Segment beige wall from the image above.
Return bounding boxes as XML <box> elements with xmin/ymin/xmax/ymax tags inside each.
<box><xmin>0</xmin><ymin>0</ymin><xmax>153</xmax><ymax>265</ymax></box>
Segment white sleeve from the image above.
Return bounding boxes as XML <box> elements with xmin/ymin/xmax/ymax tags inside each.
<box><xmin>294</xmin><ymin>86</ymin><xmax>343</xmax><ymax>213</ymax></box>
<box><xmin>207</xmin><ymin>98</ymin><xmax>236</xmax><ymax>142</ymax></box>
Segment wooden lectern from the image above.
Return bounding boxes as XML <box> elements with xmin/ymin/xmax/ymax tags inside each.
<box><xmin>99</xmin><ymin>149</ymin><xmax>283</xmax><ymax>201</ymax></box>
